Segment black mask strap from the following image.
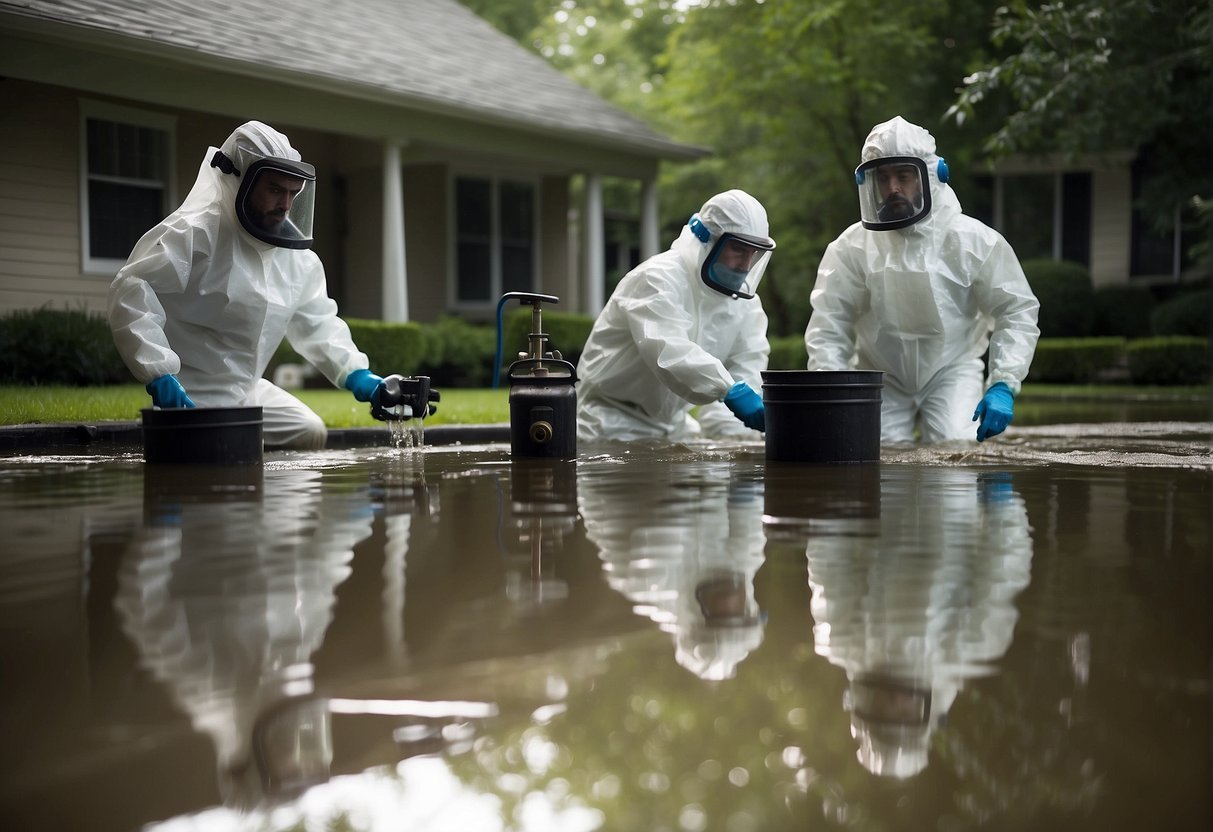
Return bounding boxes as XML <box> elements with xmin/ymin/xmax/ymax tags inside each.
<box><xmin>210</xmin><ymin>150</ymin><xmax>241</xmax><ymax>177</ymax></box>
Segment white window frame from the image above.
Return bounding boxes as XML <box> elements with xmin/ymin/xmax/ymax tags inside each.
<box><xmin>79</xmin><ymin>100</ymin><xmax>176</xmax><ymax>275</ymax></box>
<box><xmin>447</xmin><ymin>170</ymin><xmax>541</xmax><ymax>313</ymax></box>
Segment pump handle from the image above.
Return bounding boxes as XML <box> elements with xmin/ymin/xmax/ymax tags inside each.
<box><xmin>502</xmin><ymin>292</ymin><xmax>559</xmax><ymax>307</ymax></box>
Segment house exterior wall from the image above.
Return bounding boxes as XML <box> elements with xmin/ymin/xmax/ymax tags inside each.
<box><xmin>1089</xmin><ymin>167</ymin><xmax>1132</xmax><ymax>288</ymax></box>
<box><xmin>0</xmin><ymin>81</ymin><xmax>90</xmax><ymax>314</ymax></box>
<box><xmin>540</xmin><ymin>176</ymin><xmax>572</xmax><ymax>304</ymax></box>
<box><xmin>402</xmin><ymin>163</ymin><xmax>448</xmax><ymax>324</ymax></box>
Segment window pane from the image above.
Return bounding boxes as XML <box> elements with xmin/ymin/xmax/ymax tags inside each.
<box><xmin>88</xmin><ymin>181</ymin><xmax>162</xmax><ymax>259</ymax></box>
<box><xmin>1061</xmin><ymin>172</ymin><xmax>1091</xmax><ymax>267</ymax></box>
<box><xmin>499</xmin><ymin>181</ymin><xmax>533</xmax><ymax>240</ymax></box>
<box><xmin>457</xmin><ymin>242</ymin><xmax>491</xmax><ymax>302</ymax></box>
<box><xmin>501</xmin><ymin>244</ymin><xmax>533</xmax><ymax>294</ymax></box>
<box><xmin>456</xmin><ymin>178</ymin><xmax>491</xmax><ymax>236</ymax></box>
<box><xmin>87</xmin><ymin>119</ymin><xmax>167</xmax><ymax>180</ymax></box>
<box><xmin>1001</xmin><ymin>175</ymin><xmax>1053</xmax><ymax>260</ymax></box>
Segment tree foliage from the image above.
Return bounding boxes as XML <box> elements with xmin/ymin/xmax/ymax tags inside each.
<box><xmin>947</xmin><ymin>0</ymin><xmax>1211</xmax><ymax>222</ymax></box>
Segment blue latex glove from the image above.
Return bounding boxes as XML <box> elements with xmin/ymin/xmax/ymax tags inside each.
<box><xmin>723</xmin><ymin>381</ymin><xmax>765</xmax><ymax>432</ymax></box>
<box><xmin>972</xmin><ymin>382</ymin><xmax>1015</xmax><ymax>442</ymax></box>
<box><xmin>345</xmin><ymin>369</ymin><xmax>385</xmax><ymax>405</ymax></box>
<box><xmin>146</xmin><ymin>374</ymin><xmax>195</xmax><ymax>409</ymax></box>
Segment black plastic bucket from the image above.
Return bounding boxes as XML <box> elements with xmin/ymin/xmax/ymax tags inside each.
<box><xmin>762</xmin><ymin>370</ymin><xmax>883</xmax><ymax>463</ymax></box>
<box><xmin>141</xmin><ymin>406</ymin><xmax>264</xmax><ymax>465</ymax></box>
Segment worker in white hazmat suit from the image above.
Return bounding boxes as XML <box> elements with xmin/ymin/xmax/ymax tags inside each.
<box><xmin>805</xmin><ymin>117</ymin><xmax>1040</xmax><ymax>443</ymax></box>
<box><xmin>108</xmin><ymin>121</ymin><xmax>401</xmax><ymax>450</ymax></box>
<box><xmin>576</xmin><ymin>190</ymin><xmax>775</xmax><ymax>442</ymax></box>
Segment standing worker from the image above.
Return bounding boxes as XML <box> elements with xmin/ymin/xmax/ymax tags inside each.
<box><xmin>805</xmin><ymin>117</ymin><xmax>1039</xmax><ymax>443</ymax></box>
<box><xmin>109</xmin><ymin>121</ymin><xmax>408</xmax><ymax>450</ymax></box>
<box><xmin>577</xmin><ymin>189</ymin><xmax>776</xmax><ymax>442</ymax></box>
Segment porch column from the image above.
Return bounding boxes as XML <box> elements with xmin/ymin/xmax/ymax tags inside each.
<box><xmin>382</xmin><ymin>140</ymin><xmax>409</xmax><ymax>322</ymax></box>
<box><xmin>640</xmin><ymin>177</ymin><xmax>660</xmax><ymax>259</ymax></box>
<box><xmin>583</xmin><ymin>173</ymin><xmax>605</xmax><ymax>317</ymax></box>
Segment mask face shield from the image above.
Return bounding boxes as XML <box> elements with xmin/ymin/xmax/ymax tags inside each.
<box><xmin>700</xmin><ymin>232</ymin><xmax>775</xmax><ymax>299</ymax></box>
<box><xmin>855</xmin><ymin>156</ymin><xmax>931</xmax><ymax>230</ymax></box>
<box><xmin>235</xmin><ymin>157</ymin><xmax>317</xmax><ymax>249</ymax></box>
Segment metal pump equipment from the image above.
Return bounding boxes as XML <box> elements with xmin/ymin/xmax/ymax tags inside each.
<box><xmin>496</xmin><ymin>292</ymin><xmax>577</xmax><ymax>459</ymax></box>
<box><xmin>372</xmin><ymin>374</ymin><xmax>439</xmax><ymax>421</ymax></box>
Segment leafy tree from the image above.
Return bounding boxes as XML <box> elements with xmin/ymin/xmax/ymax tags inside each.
<box><xmin>947</xmin><ymin>0</ymin><xmax>1211</xmax><ymax>230</ymax></box>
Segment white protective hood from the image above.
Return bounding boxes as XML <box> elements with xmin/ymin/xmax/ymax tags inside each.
<box><xmin>805</xmin><ymin>117</ymin><xmax>1039</xmax><ymax>396</ymax></box>
<box><xmin>577</xmin><ymin>190</ymin><xmax>772</xmax><ymax>442</ymax></box>
<box><xmin>108</xmin><ymin>121</ymin><xmax>367</xmax><ymax>405</ymax></box>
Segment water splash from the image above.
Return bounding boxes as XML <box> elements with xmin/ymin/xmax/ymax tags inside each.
<box><xmin>388</xmin><ymin>416</ymin><xmax>423</xmax><ymax>450</ymax></box>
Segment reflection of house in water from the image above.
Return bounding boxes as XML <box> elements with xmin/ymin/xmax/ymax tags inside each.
<box><xmin>114</xmin><ymin>467</ymin><xmax>372</xmax><ymax>806</ymax></box>
<box><xmin>578</xmin><ymin>460</ymin><xmax>767</xmax><ymax>681</ymax></box>
<box><xmin>790</xmin><ymin>467</ymin><xmax>1033</xmax><ymax>778</ymax></box>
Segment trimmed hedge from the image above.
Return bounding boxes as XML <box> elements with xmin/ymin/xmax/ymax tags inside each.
<box><xmin>1151</xmin><ymin>288</ymin><xmax>1211</xmax><ymax>336</ymax></box>
<box><xmin>0</xmin><ymin>307</ymin><xmax>129</xmax><ymax>385</ymax></box>
<box><xmin>768</xmin><ymin>335</ymin><xmax>808</xmax><ymax>370</ymax></box>
<box><xmin>1021</xmin><ymin>258</ymin><xmax>1095</xmax><ymax>337</ymax></box>
<box><xmin>1092</xmin><ymin>285</ymin><xmax>1156</xmax><ymax>338</ymax></box>
<box><xmin>6</xmin><ymin>307</ymin><xmax>1207</xmax><ymax>389</ymax></box>
<box><xmin>500</xmin><ymin>308</ymin><xmax>594</xmax><ymax>379</ymax></box>
<box><xmin>1028</xmin><ymin>337</ymin><xmax>1126</xmax><ymax>384</ymax></box>
<box><xmin>1126</xmin><ymin>337</ymin><xmax>1211</xmax><ymax>385</ymax></box>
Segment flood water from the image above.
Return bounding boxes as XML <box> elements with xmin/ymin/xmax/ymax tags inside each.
<box><xmin>0</xmin><ymin>419</ymin><xmax>1210</xmax><ymax>831</ymax></box>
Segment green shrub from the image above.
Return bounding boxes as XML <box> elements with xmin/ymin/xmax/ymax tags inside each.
<box><xmin>768</xmin><ymin>335</ymin><xmax>807</xmax><ymax>370</ymax></box>
<box><xmin>1150</xmin><ymin>288</ymin><xmax>1210</xmax><ymax>336</ymax></box>
<box><xmin>1092</xmin><ymin>285</ymin><xmax>1156</xmax><ymax>338</ymax></box>
<box><xmin>1021</xmin><ymin>259</ymin><xmax>1095</xmax><ymax>337</ymax></box>
<box><xmin>1126</xmin><ymin>337</ymin><xmax>1211</xmax><ymax>385</ymax></box>
<box><xmin>1028</xmin><ymin>337</ymin><xmax>1126</xmax><ymax>383</ymax></box>
<box><xmin>419</xmin><ymin>316</ymin><xmax>497</xmax><ymax>387</ymax></box>
<box><xmin>0</xmin><ymin>306</ymin><xmax>130</xmax><ymax>386</ymax></box>
<box><xmin>501</xmin><ymin>308</ymin><xmax>594</xmax><ymax>380</ymax></box>
<box><xmin>345</xmin><ymin>319</ymin><xmax>432</xmax><ymax>377</ymax></box>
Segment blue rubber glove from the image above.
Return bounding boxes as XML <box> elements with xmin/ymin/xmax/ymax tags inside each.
<box><xmin>146</xmin><ymin>374</ymin><xmax>195</xmax><ymax>409</ymax></box>
<box><xmin>973</xmin><ymin>382</ymin><xmax>1015</xmax><ymax>442</ymax></box>
<box><xmin>345</xmin><ymin>369</ymin><xmax>385</xmax><ymax>405</ymax></box>
<box><xmin>723</xmin><ymin>381</ymin><xmax>765</xmax><ymax>432</ymax></box>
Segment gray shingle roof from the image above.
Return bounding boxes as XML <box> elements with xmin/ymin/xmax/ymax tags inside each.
<box><xmin>0</xmin><ymin>0</ymin><xmax>702</xmax><ymax>158</ymax></box>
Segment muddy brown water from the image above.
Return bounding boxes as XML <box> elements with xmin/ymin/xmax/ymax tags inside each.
<box><xmin>0</xmin><ymin>419</ymin><xmax>1209</xmax><ymax>831</ymax></box>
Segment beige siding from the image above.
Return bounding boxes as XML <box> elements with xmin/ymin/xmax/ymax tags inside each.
<box><xmin>540</xmin><ymin>176</ymin><xmax>572</xmax><ymax>302</ymax></box>
<box><xmin>1089</xmin><ymin>168</ymin><xmax>1132</xmax><ymax>287</ymax></box>
<box><xmin>403</xmin><ymin>164</ymin><xmax>447</xmax><ymax>324</ymax></box>
<box><xmin>0</xmin><ymin>82</ymin><xmax>96</xmax><ymax>313</ymax></box>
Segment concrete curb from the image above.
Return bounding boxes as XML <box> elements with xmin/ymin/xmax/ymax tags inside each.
<box><xmin>0</xmin><ymin>421</ymin><xmax>511</xmax><ymax>453</ymax></box>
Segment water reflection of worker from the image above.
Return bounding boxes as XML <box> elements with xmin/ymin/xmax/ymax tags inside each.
<box><xmin>113</xmin><ymin>467</ymin><xmax>372</xmax><ymax>806</ymax></box>
<box><xmin>806</xmin><ymin>468</ymin><xmax>1032</xmax><ymax>778</ymax></box>
<box><xmin>578</xmin><ymin>462</ymin><xmax>766</xmax><ymax>680</ymax></box>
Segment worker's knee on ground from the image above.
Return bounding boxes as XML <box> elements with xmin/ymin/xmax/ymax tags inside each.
<box><xmin>264</xmin><ymin>409</ymin><xmax>327</xmax><ymax>450</ymax></box>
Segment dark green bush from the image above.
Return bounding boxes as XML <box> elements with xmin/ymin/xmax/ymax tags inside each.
<box><xmin>345</xmin><ymin>319</ymin><xmax>432</xmax><ymax>377</ymax></box>
<box><xmin>418</xmin><ymin>316</ymin><xmax>497</xmax><ymax>387</ymax></box>
<box><xmin>1021</xmin><ymin>259</ymin><xmax>1095</xmax><ymax>337</ymax></box>
<box><xmin>1150</xmin><ymin>288</ymin><xmax>1210</xmax><ymax>336</ymax></box>
<box><xmin>768</xmin><ymin>335</ymin><xmax>807</xmax><ymax>370</ymax></box>
<box><xmin>501</xmin><ymin>308</ymin><xmax>594</xmax><ymax>380</ymax></box>
<box><xmin>1028</xmin><ymin>337</ymin><xmax>1126</xmax><ymax>383</ymax></box>
<box><xmin>0</xmin><ymin>307</ymin><xmax>130</xmax><ymax>385</ymax></box>
<box><xmin>1126</xmin><ymin>337</ymin><xmax>1211</xmax><ymax>385</ymax></box>
<box><xmin>1092</xmin><ymin>285</ymin><xmax>1156</xmax><ymax>338</ymax></box>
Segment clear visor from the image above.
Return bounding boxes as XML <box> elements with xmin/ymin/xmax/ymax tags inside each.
<box><xmin>235</xmin><ymin>157</ymin><xmax>317</xmax><ymax>249</ymax></box>
<box><xmin>701</xmin><ymin>232</ymin><xmax>775</xmax><ymax>299</ymax></box>
<box><xmin>855</xmin><ymin>156</ymin><xmax>930</xmax><ymax>230</ymax></box>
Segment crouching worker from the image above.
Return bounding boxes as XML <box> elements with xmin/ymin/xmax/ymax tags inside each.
<box><xmin>576</xmin><ymin>190</ymin><xmax>775</xmax><ymax>443</ymax></box>
<box><xmin>108</xmin><ymin>121</ymin><xmax>406</xmax><ymax>450</ymax></box>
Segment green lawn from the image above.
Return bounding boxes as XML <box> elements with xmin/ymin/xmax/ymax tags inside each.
<box><xmin>0</xmin><ymin>385</ymin><xmax>510</xmax><ymax>427</ymax></box>
<box><xmin>0</xmin><ymin>383</ymin><xmax>1207</xmax><ymax>428</ymax></box>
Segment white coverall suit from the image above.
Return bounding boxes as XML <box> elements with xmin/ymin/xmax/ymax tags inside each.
<box><xmin>108</xmin><ymin>122</ymin><xmax>369</xmax><ymax>450</ymax></box>
<box><xmin>805</xmin><ymin>117</ymin><xmax>1040</xmax><ymax>442</ymax></box>
<box><xmin>577</xmin><ymin>190</ymin><xmax>772</xmax><ymax>443</ymax></box>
